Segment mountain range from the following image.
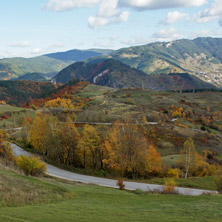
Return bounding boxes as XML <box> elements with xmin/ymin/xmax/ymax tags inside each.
<box><xmin>0</xmin><ymin>49</ymin><xmax>111</xmax><ymax>80</ymax></box>
<box><xmin>88</xmin><ymin>37</ymin><xmax>222</xmax><ymax>74</ymax></box>
<box><xmin>53</xmin><ymin>59</ymin><xmax>215</xmax><ymax>91</ymax></box>
<box><xmin>1</xmin><ymin>37</ymin><xmax>222</xmax><ymax>88</ymax></box>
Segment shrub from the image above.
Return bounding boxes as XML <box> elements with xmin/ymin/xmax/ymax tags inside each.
<box><xmin>0</xmin><ymin>143</ymin><xmax>14</xmax><ymax>163</ymax></box>
<box><xmin>167</xmin><ymin>168</ymin><xmax>180</xmax><ymax>178</ymax></box>
<box><xmin>116</xmin><ymin>179</ymin><xmax>125</xmax><ymax>190</ymax></box>
<box><xmin>1</xmin><ymin>115</ymin><xmax>8</xmax><ymax>120</ymax></box>
<box><xmin>16</xmin><ymin>155</ymin><xmax>47</xmax><ymax>176</ymax></box>
<box><xmin>215</xmin><ymin>174</ymin><xmax>222</xmax><ymax>193</ymax></box>
<box><xmin>163</xmin><ymin>178</ymin><xmax>177</xmax><ymax>194</ymax></box>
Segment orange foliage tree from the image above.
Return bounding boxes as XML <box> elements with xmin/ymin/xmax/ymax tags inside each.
<box><xmin>103</xmin><ymin>117</ymin><xmax>162</xmax><ymax>178</ymax></box>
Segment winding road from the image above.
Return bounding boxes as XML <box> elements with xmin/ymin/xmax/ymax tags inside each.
<box><xmin>11</xmin><ymin>143</ymin><xmax>217</xmax><ymax>196</ymax></box>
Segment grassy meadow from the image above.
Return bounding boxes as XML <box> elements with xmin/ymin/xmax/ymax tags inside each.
<box><xmin>0</xmin><ymin>105</ymin><xmax>35</xmax><ymax>128</ymax></box>
<box><xmin>1</xmin><ymin>167</ymin><xmax>222</xmax><ymax>222</ymax></box>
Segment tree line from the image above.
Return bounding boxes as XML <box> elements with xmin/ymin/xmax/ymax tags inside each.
<box><xmin>20</xmin><ymin>113</ymin><xmax>221</xmax><ymax>179</ymax></box>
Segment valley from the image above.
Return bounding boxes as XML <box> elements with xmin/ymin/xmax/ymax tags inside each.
<box><xmin>0</xmin><ymin>37</ymin><xmax>222</xmax><ymax>222</ymax></box>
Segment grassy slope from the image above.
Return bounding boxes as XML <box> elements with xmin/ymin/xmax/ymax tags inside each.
<box><xmin>75</xmin><ymin>85</ymin><xmax>222</xmax><ymax>155</ymax></box>
<box><xmin>0</xmin><ymin>105</ymin><xmax>36</xmax><ymax>128</ymax></box>
<box><xmin>0</xmin><ymin>168</ymin><xmax>222</xmax><ymax>222</ymax></box>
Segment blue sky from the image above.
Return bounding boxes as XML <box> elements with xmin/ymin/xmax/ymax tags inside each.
<box><xmin>1</xmin><ymin>0</ymin><xmax>222</xmax><ymax>58</ymax></box>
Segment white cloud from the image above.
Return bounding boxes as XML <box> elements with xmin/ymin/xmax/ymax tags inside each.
<box><xmin>118</xmin><ymin>0</ymin><xmax>207</xmax><ymax>10</ymax></box>
<box><xmin>98</xmin><ymin>0</ymin><xmax>119</xmax><ymax>17</ymax></box>
<box><xmin>43</xmin><ymin>0</ymin><xmax>100</xmax><ymax>12</ymax></box>
<box><xmin>43</xmin><ymin>0</ymin><xmax>208</xmax><ymax>29</ymax></box>
<box><xmin>112</xmin><ymin>11</ymin><xmax>130</xmax><ymax>23</ymax></box>
<box><xmin>160</xmin><ymin>11</ymin><xmax>188</xmax><ymax>25</ymax></box>
<box><xmin>152</xmin><ymin>28</ymin><xmax>184</xmax><ymax>42</ymax></box>
<box><xmin>219</xmin><ymin>19</ymin><xmax>222</xmax><ymax>27</ymax></box>
<box><xmin>192</xmin><ymin>0</ymin><xmax>222</xmax><ymax>23</ymax></box>
<box><xmin>10</xmin><ymin>41</ymin><xmax>31</xmax><ymax>48</ymax></box>
<box><xmin>30</xmin><ymin>48</ymin><xmax>41</xmax><ymax>54</ymax></box>
<box><xmin>88</xmin><ymin>0</ymin><xmax>130</xmax><ymax>28</ymax></box>
<box><xmin>88</xmin><ymin>16</ymin><xmax>109</xmax><ymax>28</ymax></box>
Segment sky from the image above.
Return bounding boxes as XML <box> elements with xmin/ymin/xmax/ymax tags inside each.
<box><xmin>1</xmin><ymin>0</ymin><xmax>222</xmax><ymax>58</ymax></box>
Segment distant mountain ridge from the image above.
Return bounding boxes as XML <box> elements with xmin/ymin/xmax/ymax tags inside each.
<box><xmin>44</xmin><ymin>49</ymin><xmax>113</xmax><ymax>63</ymax></box>
<box><xmin>87</xmin><ymin>37</ymin><xmax>222</xmax><ymax>87</ymax></box>
<box><xmin>2</xmin><ymin>37</ymin><xmax>222</xmax><ymax>87</ymax></box>
<box><xmin>53</xmin><ymin>59</ymin><xmax>215</xmax><ymax>91</ymax></box>
<box><xmin>0</xmin><ymin>49</ymin><xmax>112</xmax><ymax>80</ymax></box>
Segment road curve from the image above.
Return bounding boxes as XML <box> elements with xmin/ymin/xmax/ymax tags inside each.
<box><xmin>11</xmin><ymin>143</ymin><xmax>217</xmax><ymax>196</ymax></box>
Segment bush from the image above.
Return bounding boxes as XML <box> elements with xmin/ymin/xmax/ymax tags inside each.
<box><xmin>116</xmin><ymin>179</ymin><xmax>125</xmax><ymax>190</ymax></box>
<box><xmin>215</xmin><ymin>174</ymin><xmax>222</xmax><ymax>193</ymax></box>
<box><xmin>16</xmin><ymin>155</ymin><xmax>47</xmax><ymax>176</ymax></box>
<box><xmin>1</xmin><ymin>115</ymin><xmax>8</xmax><ymax>120</ymax></box>
<box><xmin>0</xmin><ymin>143</ymin><xmax>14</xmax><ymax>162</ymax></box>
<box><xmin>163</xmin><ymin>178</ymin><xmax>177</xmax><ymax>194</ymax></box>
<box><xmin>167</xmin><ymin>168</ymin><xmax>180</xmax><ymax>178</ymax></box>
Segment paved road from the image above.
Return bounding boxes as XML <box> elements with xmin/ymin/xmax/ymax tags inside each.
<box><xmin>11</xmin><ymin>143</ymin><xmax>217</xmax><ymax>196</ymax></box>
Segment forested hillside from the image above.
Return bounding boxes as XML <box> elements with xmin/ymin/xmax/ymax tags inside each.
<box><xmin>0</xmin><ymin>80</ymin><xmax>56</xmax><ymax>106</ymax></box>
<box><xmin>54</xmin><ymin>59</ymin><xmax>216</xmax><ymax>91</ymax></box>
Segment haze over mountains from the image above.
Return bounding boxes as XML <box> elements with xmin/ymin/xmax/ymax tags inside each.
<box><xmin>0</xmin><ymin>49</ymin><xmax>111</xmax><ymax>80</ymax></box>
<box><xmin>1</xmin><ymin>37</ymin><xmax>222</xmax><ymax>89</ymax></box>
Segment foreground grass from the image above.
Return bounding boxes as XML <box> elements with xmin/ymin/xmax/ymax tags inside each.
<box><xmin>1</xmin><ymin>168</ymin><xmax>222</xmax><ymax>222</ymax></box>
<box><xmin>0</xmin><ymin>168</ymin><xmax>73</xmax><ymax>207</ymax></box>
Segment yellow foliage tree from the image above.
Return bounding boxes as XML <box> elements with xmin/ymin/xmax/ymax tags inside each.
<box><xmin>44</xmin><ymin>97</ymin><xmax>74</xmax><ymax>110</ymax></box>
<box><xmin>57</xmin><ymin>117</ymin><xmax>80</xmax><ymax>165</ymax></box>
<box><xmin>0</xmin><ymin>130</ymin><xmax>14</xmax><ymax>163</ymax></box>
<box><xmin>78</xmin><ymin>124</ymin><xmax>101</xmax><ymax>169</ymax></box>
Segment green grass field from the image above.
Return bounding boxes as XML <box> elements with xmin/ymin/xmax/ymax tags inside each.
<box><xmin>1</xmin><ymin>167</ymin><xmax>222</xmax><ymax>222</ymax></box>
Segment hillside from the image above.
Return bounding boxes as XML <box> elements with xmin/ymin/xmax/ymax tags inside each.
<box><xmin>0</xmin><ymin>80</ymin><xmax>56</xmax><ymax>106</ymax></box>
<box><xmin>0</xmin><ymin>56</ymin><xmax>70</xmax><ymax>80</ymax></box>
<box><xmin>54</xmin><ymin>59</ymin><xmax>215</xmax><ymax>91</ymax></box>
<box><xmin>15</xmin><ymin>73</ymin><xmax>48</xmax><ymax>81</ymax></box>
<box><xmin>0</xmin><ymin>49</ymin><xmax>112</xmax><ymax>80</ymax></box>
<box><xmin>87</xmin><ymin>37</ymin><xmax>222</xmax><ymax>87</ymax></box>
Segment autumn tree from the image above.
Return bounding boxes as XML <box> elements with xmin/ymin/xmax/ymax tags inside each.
<box><xmin>44</xmin><ymin>97</ymin><xmax>74</xmax><ymax>110</ymax></box>
<box><xmin>57</xmin><ymin>117</ymin><xmax>80</xmax><ymax>166</ymax></box>
<box><xmin>0</xmin><ymin>130</ymin><xmax>14</xmax><ymax>163</ymax></box>
<box><xmin>20</xmin><ymin>117</ymin><xmax>31</xmax><ymax>145</ymax></box>
<box><xmin>30</xmin><ymin>114</ymin><xmax>80</xmax><ymax>167</ymax></box>
<box><xmin>30</xmin><ymin>113</ymin><xmax>58</xmax><ymax>156</ymax></box>
<box><xmin>183</xmin><ymin>138</ymin><xmax>196</xmax><ymax>178</ymax></box>
<box><xmin>103</xmin><ymin>117</ymin><xmax>162</xmax><ymax>178</ymax></box>
<box><xmin>78</xmin><ymin>124</ymin><xmax>101</xmax><ymax>169</ymax></box>
<box><xmin>145</xmin><ymin>144</ymin><xmax>162</xmax><ymax>177</ymax></box>
<box><xmin>176</xmin><ymin>137</ymin><xmax>198</xmax><ymax>178</ymax></box>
